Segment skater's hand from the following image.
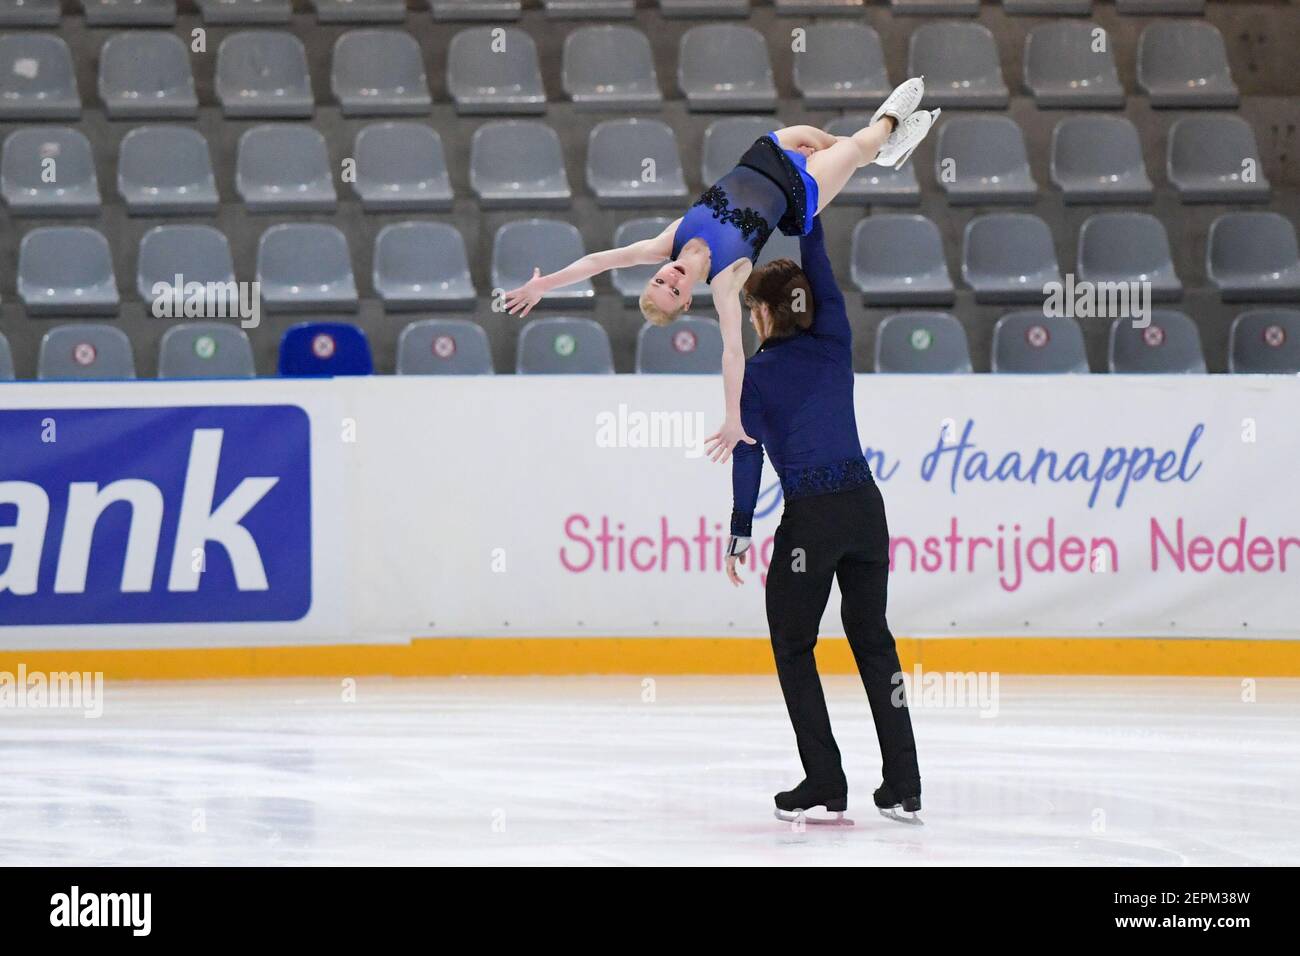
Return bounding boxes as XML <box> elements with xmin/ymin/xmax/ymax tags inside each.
<box><xmin>705</xmin><ymin>418</ymin><xmax>756</xmax><ymax>464</ymax></box>
<box><xmin>725</xmin><ymin>554</ymin><xmax>744</xmax><ymax>587</ymax></box>
<box><xmin>503</xmin><ymin>268</ymin><xmax>546</xmax><ymax>317</ymax></box>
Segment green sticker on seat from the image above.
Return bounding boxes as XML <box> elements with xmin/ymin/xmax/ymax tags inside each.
<box><xmin>910</xmin><ymin>328</ymin><xmax>932</xmax><ymax>351</ymax></box>
<box><xmin>554</xmin><ymin>334</ymin><xmax>576</xmax><ymax>357</ymax></box>
<box><xmin>194</xmin><ymin>335</ymin><xmax>217</xmax><ymax>360</ymax></box>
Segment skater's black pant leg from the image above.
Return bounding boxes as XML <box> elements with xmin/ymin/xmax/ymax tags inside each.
<box><xmin>765</xmin><ymin>522</ymin><xmax>845</xmax><ymax>788</ymax></box>
<box><xmin>837</xmin><ymin>481</ymin><xmax>920</xmax><ymax>794</ymax></box>
<box><xmin>837</xmin><ymin>554</ymin><xmax>920</xmax><ymax>795</ymax></box>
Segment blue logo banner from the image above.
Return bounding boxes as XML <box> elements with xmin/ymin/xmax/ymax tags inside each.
<box><xmin>0</xmin><ymin>405</ymin><xmax>312</xmax><ymax>625</ymax></box>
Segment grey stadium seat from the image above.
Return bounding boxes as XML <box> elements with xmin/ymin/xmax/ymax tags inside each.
<box><xmin>963</xmin><ymin>214</ymin><xmax>1062</xmax><ymax>304</ymax></box>
<box><xmin>352</xmin><ymin>123</ymin><xmax>453</xmax><ymax>212</ymax></box>
<box><xmin>0</xmin><ymin>34</ymin><xmax>80</xmax><ymax>119</ymax></box>
<box><xmin>1004</xmin><ymin>0</ymin><xmax>1092</xmax><ymax>12</ymax></box>
<box><xmin>470</xmin><ymin>121</ymin><xmax>571</xmax><ymax>208</ymax></box>
<box><xmin>19</xmin><ymin>227</ymin><xmax>119</xmax><ymax>315</ymax></box>
<box><xmin>517</xmin><ymin>317</ymin><xmax>613</xmax><ymax>374</ymax></box>
<box><xmin>0</xmin><ymin>0</ymin><xmax>60</xmax><ymax>26</ymax></box>
<box><xmin>851</xmin><ymin>215</ymin><xmax>954</xmax><ymax>306</ymax></box>
<box><xmin>874</xmin><ymin>312</ymin><xmax>972</xmax><ymax>374</ymax></box>
<box><xmin>776</xmin><ymin>0</ymin><xmax>863</xmax><ymax>10</ymax></box>
<box><xmin>1108</xmin><ymin>312</ymin><xmax>1205</xmax><ymax>374</ymax></box>
<box><xmin>158</xmin><ymin>323</ymin><xmax>255</xmax><ymax>379</ymax></box>
<box><xmin>1117</xmin><ymin>0</ymin><xmax>1203</xmax><ymax>12</ymax></box>
<box><xmin>935</xmin><ymin>116</ymin><xmax>1037</xmax><ymax>205</ymax></box>
<box><xmin>98</xmin><ymin>32</ymin><xmax>196</xmax><ymax>119</ymax></box>
<box><xmin>85</xmin><ymin>0</ymin><xmax>176</xmax><ymax>26</ymax></box>
<box><xmin>197</xmin><ymin>0</ymin><xmax>291</xmax><ymax>22</ymax></box>
<box><xmin>891</xmin><ymin>0</ymin><xmax>978</xmax><ymax>12</ymax></box>
<box><xmin>1206</xmin><ymin>212</ymin><xmax>1300</xmax><ymax>303</ymax></box>
<box><xmin>397</xmin><ymin>319</ymin><xmax>495</xmax><ymax>375</ymax></box>
<box><xmin>701</xmin><ymin>116</ymin><xmax>774</xmax><ymax>186</ymax></box>
<box><xmin>1168</xmin><ymin>116</ymin><xmax>1270</xmax><ymax>204</ymax></box>
<box><xmin>117</xmin><ymin>126</ymin><xmax>219</xmax><ymax>215</ymax></box>
<box><xmin>309</xmin><ymin>0</ymin><xmax>407</xmax><ymax>22</ymax></box>
<box><xmin>636</xmin><ymin>316</ymin><xmax>723</xmax><ymax>374</ymax></box>
<box><xmin>545</xmin><ymin>0</ymin><xmax>634</xmax><ymax>17</ymax></box>
<box><xmin>611</xmin><ymin>217</ymin><xmax>710</xmax><ymax>305</ymax></box>
<box><xmin>991</xmin><ymin>313</ymin><xmax>1089</xmax><ymax>374</ymax></box>
<box><xmin>587</xmin><ymin>119</ymin><xmax>687</xmax><ymax>208</ymax></box>
<box><xmin>492</xmin><ymin>220</ymin><xmax>595</xmax><ymax>308</ymax></box>
<box><xmin>1077</xmin><ymin>212</ymin><xmax>1182</xmax><ymax>302</ymax></box>
<box><xmin>792</xmin><ymin>23</ymin><xmax>891</xmax><ymax>110</ymax></box>
<box><xmin>447</xmin><ymin>27</ymin><xmax>545</xmax><ymax>115</ymax></box>
<box><xmin>373</xmin><ymin>222</ymin><xmax>476</xmax><ymax>311</ymax></box>
<box><xmin>1024</xmin><ymin>22</ymin><xmax>1124</xmax><ymax>109</ymax></box>
<box><xmin>236</xmin><ymin>125</ymin><xmax>336</xmax><ymax>213</ymax></box>
<box><xmin>331</xmin><ymin>30</ymin><xmax>431</xmax><ymax>116</ymax></box>
<box><xmin>678</xmin><ymin>25</ymin><xmax>777</xmax><ymax>112</ymax></box>
<box><xmin>1229</xmin><ymin>310</ymin><xmax>1300</xmax><ymax>374</ymax></box>
<box><xmin>38</xmin><ymin>325</ymin><xmax>135</xmax><ymax>381</ymax></box>
<box><xmin>825</xmin><ymin>114</ymin><xmax>919</xmax><ymax>205</ymax></box>
<box><xmin>562</xmin><ymin>26</ymin><xmax>662</xmax><ymax>111</ymax></box>
<box><xmin>432</xmin><ymin>0</ymin><xmax>522</xmax><ymax>19</ymax></box>
<box><xmin>1137</xmin><ymin>22</ymin><xmax>1238</xmax><ymax>108</ymax></box>
<box><xmin>2</xmin><ymin>127</ymin><xmax>101</xmax><ymax>216</ymax></box>
<box><xmin>1050</xmin><ymin>115</ymin><xmax>1153</xmax><ymax>204</ymax></box>
<box><xmin>257</xmin><ymin>224</ymin><xmax>358</xmax><ymax>312</ymax></box>
<box><xmin>756</xmin><ymin>230</ymin><xmax>801</xmax><ymax>269</ymax></box>
<box><xmin>136</xmin><ymin>225</ymin><xmax>237</xmax><ymax>309</ymax></box>
<box><xmin>216</xmin><ymin>32</ymin><xmax>313</xmax><ymax>118</ymax></box>
<box><xmin>908</xmin><ymin>23</ymin><xmax>1008</xmax><ymax>109</ymax></box>
<box><xmin>659</xmin><ymin>0</ymin><xmax>749</xmax><ymax>17</ymax></box>
<box><xmin>0</xmin><ymin>331</ymin><xmax>13</xmax><ymax>380</ymax></box>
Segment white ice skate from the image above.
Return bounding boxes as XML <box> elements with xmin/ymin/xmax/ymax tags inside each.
<box><xmin>773</xmin><ymin>807</ymin><xmax>856</xmax><ymax>827</ymax></box>
<box><xmin>874</xmin><ymin>108</ymin><xmax>941</xmax><ymax>172</ymax></box>
<box><xmin>870</xmin><ymin>77</ymin><xmax>926</xmax><ymax>128</ymax></box>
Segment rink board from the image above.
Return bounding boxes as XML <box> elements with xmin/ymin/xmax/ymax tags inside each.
<box><xmin>0</xmin><ymin>376</ymin><xmax>1297</xmax><ymax>676</ymax></box>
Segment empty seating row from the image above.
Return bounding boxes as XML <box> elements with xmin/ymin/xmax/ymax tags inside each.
<box><xmin>0</xmin><ymin>22</ymin><xmax>1241</xmax><ymax>120</ymax></box>
<box><xmin>7</xmin><ymin>307</ymin><xmax>1296</xmax><ymax>384</ymax></box>
<box><xmin>0</xmin><ymin>0</ymin><xmax>1215</xmax><ymax>29</ymax></box>
<box><xmin>1</xmin><ymin>210</ymin><xmax>1295</xmax><ymax>318</ymax></box>
<box><xmin>850</xmin><ymin>211</ymin><xmax>1300</xmax><ymax>305</ymax></box>
<box><xmin>0</xmin><ymin>112</ymin><xmax>1273</xmax><ymax>219</ymax></box>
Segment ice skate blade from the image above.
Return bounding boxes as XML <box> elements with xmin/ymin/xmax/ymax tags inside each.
<box><xmin>878</xmin><ymin>807</ymin><xmax>924</xmax><ymax>826</ymax></box>
<box><xmin>774</xmin><ymin>808</ymin><xmax>855</xmax><ymax>827</ymax></box>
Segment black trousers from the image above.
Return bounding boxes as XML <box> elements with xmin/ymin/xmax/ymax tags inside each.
<box><xmin>765</xmin><ymin>481</ymin><xmax>921</xmax><ymax>795</ymax></box>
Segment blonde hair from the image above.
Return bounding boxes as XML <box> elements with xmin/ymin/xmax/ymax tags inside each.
<box><xmin>639</xmin><ymin>287</ymin><xmax>686</xmax><ymax>327</ymax></box>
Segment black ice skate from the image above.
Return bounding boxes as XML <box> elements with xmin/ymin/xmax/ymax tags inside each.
<box><xmin>873</xmin><ymin>782</ymin><xmax>923</xmax><ymax>825</ymax></box>
<box><xmin>773</xmin><ymin>780</ymin><xmax>853</xmax><ymax>826</ymax></box>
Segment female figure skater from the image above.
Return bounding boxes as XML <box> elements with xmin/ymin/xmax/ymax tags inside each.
<box><xmin>503</xmin><ymin>80</ymin><xmax>939</xmax><ymax>456</ymax></box>
<box><xmin>724</xmin><ymin>214</ymin><xmax>921</xmax><ymax>826</ymax></box>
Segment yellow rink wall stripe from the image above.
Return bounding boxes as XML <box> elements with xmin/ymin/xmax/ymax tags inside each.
<box><xmin>0</xmin><ymin>637</ymin><xmax>1298</xmax><ymax>680</ymax></box>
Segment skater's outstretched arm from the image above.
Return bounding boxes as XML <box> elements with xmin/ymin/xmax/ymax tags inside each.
<box><xmin>799</xmin><ymin>216</ymin><xmax>850</xmax><ymax>347</ymax></box>
<box><xmin>705</xmin><ymin>268</ymin><xmax>756</xmax><ymax>465</ymax></box>
<box><xmin>502</xmin><ymin>220</ymin><xmax>679</xmax><ymax>318</ymax></box>
<box><xmin>725</xmin><ymin>377</ymin><xmax>764</xmax><ymax>586</ymax></box>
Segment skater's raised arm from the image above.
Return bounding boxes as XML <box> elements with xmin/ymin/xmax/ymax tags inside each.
<box><xmin>799</xmin><ymin>216</ymin><xmax>850</xmax><ymax>347</ymax></box>
<box><xmin>705</xmin><ymin>268</ymin><xmax>756</xmax><ymax>465</ymax></box>
<box><xmin>503</xmin><ymin>220</ymin><xmax>679</xmax><ymax>318</ymax></box>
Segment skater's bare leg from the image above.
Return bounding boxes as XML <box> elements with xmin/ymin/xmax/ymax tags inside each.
<box><xmin>806</xmin><ymin>119</ymin><xmax>894</xmax><ymax>215</ymax></box>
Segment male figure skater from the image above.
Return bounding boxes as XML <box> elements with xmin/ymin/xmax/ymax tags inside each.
<box><xmin>724</xmin><ymin>215</ymin><xmax>922</xmax><ymax>825</ymax></box>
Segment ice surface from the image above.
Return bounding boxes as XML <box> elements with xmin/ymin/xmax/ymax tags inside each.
<box><xmin>0</xmin><ymin>675</ymin><xmax>1296</xmax><ymax>865</ymax></box>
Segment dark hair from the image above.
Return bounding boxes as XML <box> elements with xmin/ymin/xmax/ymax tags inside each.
<box><xmin>743</xmin><ymin>258</ymin><xmax>814</xmax><ymax>339</ymax></box>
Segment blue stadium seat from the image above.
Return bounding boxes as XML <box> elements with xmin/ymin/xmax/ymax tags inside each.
<box><xmin>278</xmin><ymin>322</ymin><xmax>373</xmax><ymax>376</ymax></box>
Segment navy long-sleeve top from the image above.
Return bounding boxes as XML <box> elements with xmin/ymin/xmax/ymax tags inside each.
<box><xmin>730</xmin><ymin>217</ymin><xmax>871</xmax><ymax>537</ymax></box>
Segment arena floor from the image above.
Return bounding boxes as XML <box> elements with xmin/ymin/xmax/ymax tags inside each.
<box><xmin>1</xmin><ymin>674</ymin><xmax>1296</xmax><ymax>866</ymax></box>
